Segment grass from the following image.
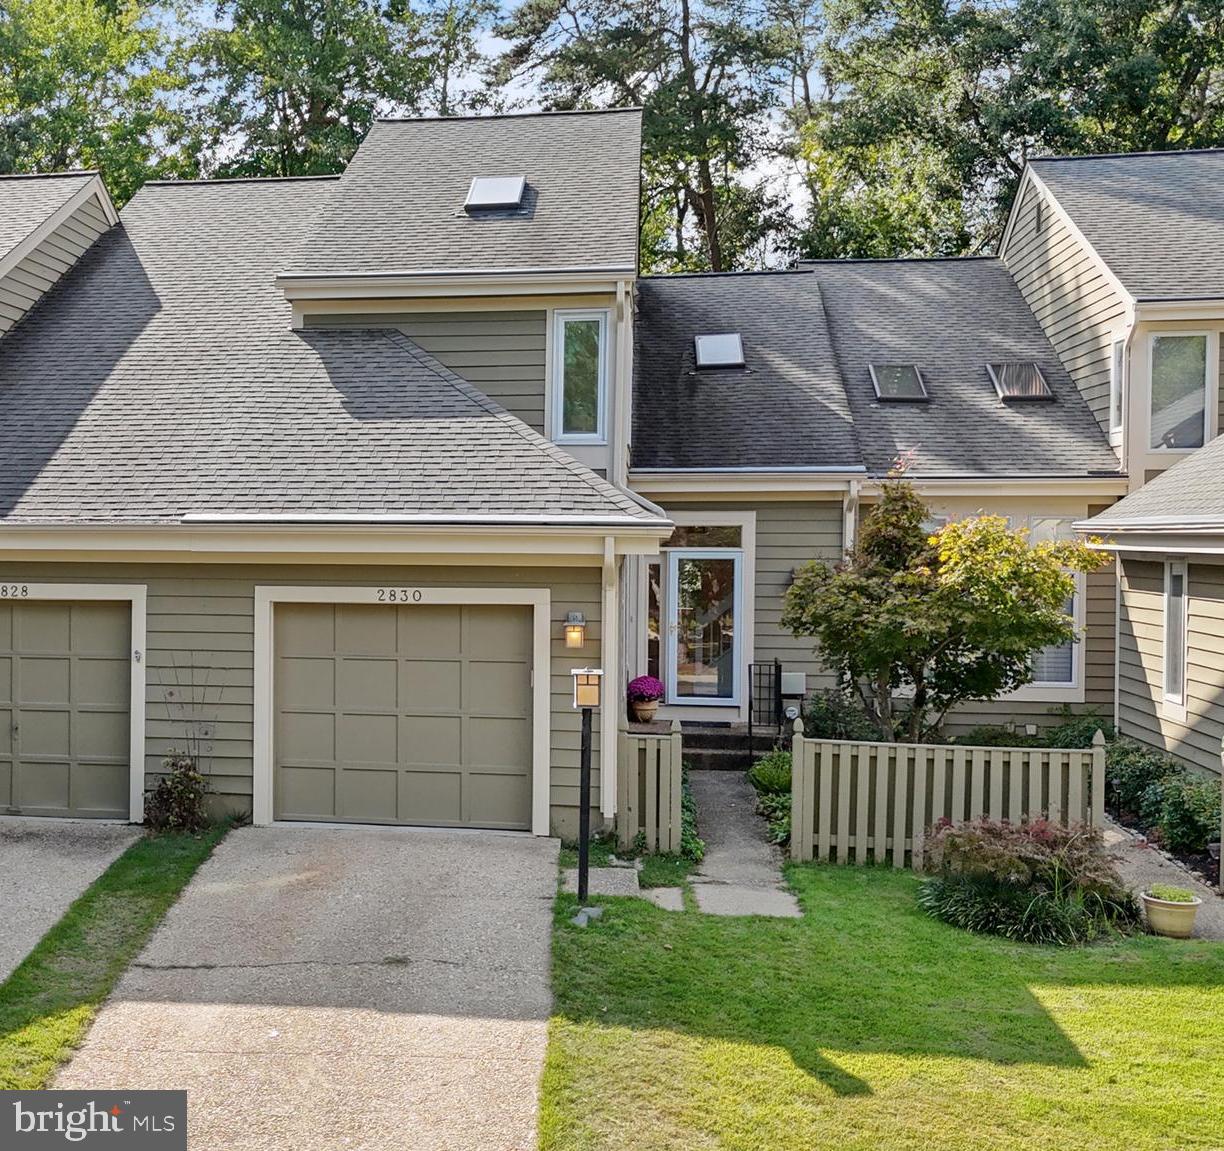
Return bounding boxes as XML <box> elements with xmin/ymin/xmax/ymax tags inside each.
<box><xmin>636</xmin><ymin>854</ymin><xmax>696</xmax><ymax>889</ymax></box>
<box><xmin>541</xmin><ymin>864</ymin><xmax>1224</xmax><ymax>1151</ymax></box>
<box><xmin>0</xmin><ymin>823</ymin><xmax>229</xmax><ymax>1089</ymax></box>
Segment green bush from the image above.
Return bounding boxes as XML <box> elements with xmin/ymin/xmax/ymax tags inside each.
<box><xmin>1106</xmin><ymin>739</ymin><xmax>1182</xmax><ymax>823</ymax></box>
<box><xmin>1043</xmin><ymin>710</ymin><xmax>1115</xmax><ymax>748</ymax></box>
<box><xmin>954</xmin><ymin>726</ymin><xmax>1044</xmax><ymax>748</ymax></box>
<box><xmin>1156</xmin><ymin>774</ymin><xmax>1221</xmax><ymax>854</ymax></box>
<box><xmin>145</xmin><ymin>754</ymin><xmax>211</xmax><ymax>833</ymax></box>
<box><xmin>748</xmin><ymin>750</ymin><xmax>792</xmax><ymax>795</ymax></box>
<box><xmin>680</xmin><ymin>768</ymin><xmax>705</xmax><ymax>863</ymax></box>
<box><xmin>756</xmin><ymin>792</ymin><xmax>791</xmax><ymax>847</ymax></box>
<box><xmin>803</xmin><ymin>689</ymin><xmax>880</xmax><ymax>741</ymax></box>
<box><xmin>919</xmin><ymin>817</ymin><xmax>1138</xmax><ymax>945</ymax></box>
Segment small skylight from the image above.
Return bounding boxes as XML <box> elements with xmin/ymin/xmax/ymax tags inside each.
<box><xmin>464</xmin><ymin>175</ymin><xmax>526</xmax><ymax>211</ymax></box>
<box><xmin>869</xmin><ymin>363</ymin><xmax>928</xmax><ymax>401</ymax></box>
<box><xmin>988</xmin><ymin>362</ymin><xmax>1054</xmax><ymax>400</ymax></box>
<box><xmin>694</xmin><ymin>333</ymin><xmax>745</xmax><ymax>369</ymax></box>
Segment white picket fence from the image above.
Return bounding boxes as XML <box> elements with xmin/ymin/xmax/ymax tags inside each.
<box><xmin>789</xmin><ymin>720</ymin><xmax>1106</xmax><ymax>868</ymax></box>
<box><xmin>618</xmin><ymin>720</ymin><xmax>684</xmax><ymax>854</ymax></box>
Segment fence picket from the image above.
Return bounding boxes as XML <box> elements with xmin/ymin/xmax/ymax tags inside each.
<box><xmin>1090</xmin><ymin>730</ymin><xmax>1106</xmax><ymax>828</ymax></box>
<box><xmin>1009</xmin><ymin>750</ymin><xmax>1025</xmax><ymax>823</ymax></box>
<box><xmin>911</xmin><ymin>745</ymin><xmax>927</xmax><ymax>871</ymax></box>
<box><xmin>988</xmin><ymin>750</ymin><xmax>1004</xmax><ymax>820</ymax></box>
<box><xmin>1028</xmin><ymin>749</ymin><xmax>1044</xmax><ymax>821</ymax></box>
<box><xmin>951</xmin><ymin>748</ymin><xmax>967</xmax><ymax>823</ymax></box>
<box><xmin>1068</xmin><ymin>749</ymin><xmax>1084</xmax><ymax>824</ymax></box>
<box><xmin>892</xmin><ymin>744</ymin><xmax>909</xmax><ymax>868</ymax></box>
<box><xmin>818</xmin><ymin>741</ymin><xmax>833</xmax><ymax>861</ymax></box>
<box><xmin>854</xmin><ymin>745</ymin><xmax>871</xmax><ymax>863</ymax></box>
<box><xmin>970</xmin><ymin>749</ymin><xmax>985</xmax><ymax>819</ymax></box>
<box><xmin>836</xmin><ymin>747</ymin><xmax>853</xmax><ymax>863</ymax></box>
<box><xmin>931</xmin><ymin>747</ymin><xmax>946</xmax><ymax>826</ymax></box>
<box><xmin>1048</xmin><ymin>750</ymin><xmax>1064</xmax><ymax>826</ymax></box>
<box><xmin>873</xmin><ymin>749</ymin><xmax>889</xmax><ymax>863</ymax></box>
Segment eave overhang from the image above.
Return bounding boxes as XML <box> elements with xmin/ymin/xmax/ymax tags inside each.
<box><xmin>277</xmin><ymin>266</ymin><xmax>636</xmax><ymax>302</ymax></box>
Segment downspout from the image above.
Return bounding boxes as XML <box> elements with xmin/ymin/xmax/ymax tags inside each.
<box><xmin>843</xmin><ymin>479</ymin><xmax>861</xmax><ymax>554</ymax></box>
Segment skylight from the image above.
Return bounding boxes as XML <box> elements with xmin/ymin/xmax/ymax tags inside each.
<box><xmin>869</xmin><ymin>363</ymin><xmax>928</xmax><ymax>401</ymax></box>
<box><xmin>694</xmin><ymin>333</ymin><xmax>745</xmax><ymax>369</ymax></box>
<box><xmin>988</xmin><ymin>362</ymin><xmax>1054</xmax><ymax>400</ymax></box>
<box><xmin>464</xmin><ymin>175</ymin><xmax>526</xmax><ymax>211</ymax></box>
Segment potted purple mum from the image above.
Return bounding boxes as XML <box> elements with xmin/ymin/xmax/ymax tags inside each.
<box><xmin>627</xmin><ymin>675</ymin><xmax>665</xmax><ymax>723</ymax></box>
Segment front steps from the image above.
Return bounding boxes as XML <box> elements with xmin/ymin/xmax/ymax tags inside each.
<box><xmin>681</xmin><ymin>722</ymin><xmax>785</xmax><ymax>771</ymax></box>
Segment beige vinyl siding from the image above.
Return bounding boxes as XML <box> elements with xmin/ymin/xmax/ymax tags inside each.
<box><xmin>0</xmin><ymin>561</ymin><xmax>602</xmax><ymax>835</ymax></box>
<box><xmin>0</xmin><ymin>195</ymin><xmax>110</xmax><ymax>336</ymax></box>
<box><xmin>1118</xmin><ymin>557</ymin><xmax>1224</xmax><ymax>778</ymax></box>
<box><xmin>1002</xmin><ymin>180</ymin><xmax>1127</xmax><ymax>439</ymax></box>
<box><xmin>306</xmin><ymin>310</ymin><xmax>547</xmax><ymax>433</ymax></box>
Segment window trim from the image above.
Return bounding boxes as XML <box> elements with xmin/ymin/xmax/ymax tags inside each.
<box><xmin>664</xmin><ymin>547</ymin><xmax>745</xmax><ymax>708</ymax></box>
<box><xmin>1148</xmin><ymin>331</ymin><xmax>1210</xmax><ymax>453</ymax></box>
<box><xmin>1162</xmin><ymin>558</ymin><xmax>1188</xmax><ymax>720</ymax></box>
<box><xmin>1009</xmin><ymin>571</ymin><xmax>1086</xmax><ymax>702</ymax></box>
<box><xmin>1108</xmin><ymin>337</ymin><xmax>1125</xmax><ymax>434</ymax></box>
<box><xmin>551</xmin><ymin>308</ymin><xmax>610</xmax><ymax>445</ymax></box>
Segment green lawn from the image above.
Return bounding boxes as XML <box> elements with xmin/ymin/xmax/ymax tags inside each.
<box><xmin>0</xmin><ymin>824</ymin><xmax>228</xmax><ymax>1089</ymax></box>
<box><xmin>541</xmin><ymin>864</ymin><xmax>1224</xmax><ymax>1151</ymax></box>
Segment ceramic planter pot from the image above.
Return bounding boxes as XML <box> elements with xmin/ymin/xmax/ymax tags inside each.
<box><xmin>631</xmin><ymin>699</ymin><xmax>660</xmax><ymax>723</ymax></box>
<box><xmin>1141</xmin><ymin>892</ymin><xmax>1202</xmax><ymax>938</ymax></box>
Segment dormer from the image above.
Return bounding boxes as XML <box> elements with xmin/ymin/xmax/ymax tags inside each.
<box><xmin>0</xmin><ymin>172</ymin><xmax>118</xmax><ymax>338</ymax></box>
<box><xmin>280</xmin><ymin>109</ymin><xmax>643</xmax><ymax>480</ymax></box>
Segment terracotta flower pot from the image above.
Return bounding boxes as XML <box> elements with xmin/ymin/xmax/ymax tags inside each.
<box><xmin>631</xmin><ymin>699</ymin><xmax>660</xmax><ymax>723</ymax></box>
<box><xmin>1141</xmin><ymin>892</ymin><xmax>1202</xmax><ymax>938</ymax></box>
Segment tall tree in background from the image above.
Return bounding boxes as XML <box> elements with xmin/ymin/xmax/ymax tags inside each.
<box><xmin>192</xmin><ymin>0</ymin><xmax>432</xmax><ymax>177</ymax></box>
<box><xmin>417</xmin><ymin>0</ymin><xmax>499</xmax><ymax>116</ymax></box>
<box><xmin>491</xmin><ymin>0</ymin><xmax>787</xmax><ymax>271</ymax></box>
<box><xmin>801</xmin><ymin>0</ymin><xmax>1224</xmax><ymax>256</ymax></box>
<box><xmin>0</xmin><ymin>0</ymin><xmax>193</xmax><ymax>202</ymax></box>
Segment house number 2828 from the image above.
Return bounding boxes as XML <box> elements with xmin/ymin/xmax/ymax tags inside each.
<box><xmin>376</xmin><ymin>588</ymin><xmax>423</xmax><ymax>603</ymax></box>
<box><xmin>0</xmin><ymin>584</ymin><xmax>29</xmax><ymax>598</ymax></box>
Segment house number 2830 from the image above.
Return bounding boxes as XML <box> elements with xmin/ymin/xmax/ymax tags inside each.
<box><xmin>0</xmin><ymin>584</ymin><xmax>29</xmax><ymax>598</ymax></box>
<box><xmin>376</xmin><ymin>588</ymin><xmax>423</xmax><ymax>603</ymax></box>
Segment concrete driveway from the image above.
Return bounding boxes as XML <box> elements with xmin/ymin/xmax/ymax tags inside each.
<box><xmin>56</xmin><ymin>826</ymin><xmax>559</xmax><ymax>1151</ymax></box>
<box><xmin>0</xmin><ymin>818</ymin><xmax>141</xmax><ymax>982</ymax></box>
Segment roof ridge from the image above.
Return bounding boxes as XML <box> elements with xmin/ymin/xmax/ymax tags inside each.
<box><xmin>0</xmin><ymin>170</ymin><xmax>97</xmax><ymax>181</ymax></box>
<box><xmin>376</xmin><ymin>329</ymin><xmax>653</xmax><ymax>520</ymax></box>
<box><xmin>1030</xmin><ymin>146</ymin><xmax>1224</xmax><ymax>164</ymax></box>
<box><xmin>801</xmin><ymin>255</ymin><xmax>998</xmax><ymax>266</ymax></box>
<box><xmin>374</xmin><ymin>107</ymin><xmax>642</xmax><ymax>125</ymax></box>
<box><xmin>143</xmin><ymin>175</ymin><xmax>343</xmax><ymax>187</ymax></box>
<box><xmin>641</xmin><ymin>269</ymin><xmax>811</xmax><ymax>280</ymax></box>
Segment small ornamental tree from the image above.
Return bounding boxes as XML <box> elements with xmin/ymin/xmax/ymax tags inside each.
<box><xmin>781</xmin><ymin>480</ymin><xmax>1105</xmax><ymax>742</ymax></box>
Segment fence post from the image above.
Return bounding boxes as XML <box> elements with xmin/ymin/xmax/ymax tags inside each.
<box><xmin>668</xmin><ymin>719</ymin><xmax>683</xmax><ymax>854</ymax></box>
<box><xmin>790</xmin><ymin>717</ymin><xmax>807</xmax><ymax>862</ymax></box>
<box><xmin>1090</xmin><ymin>729</ymin><xmax>1106</xmax><ymax>830</ymax></box>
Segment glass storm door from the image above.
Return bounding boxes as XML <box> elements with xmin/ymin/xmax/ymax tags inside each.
<box><xmin>666</xmin><ymin>549</ymin><xmax>742</xmax><ymax>706</ymax></box>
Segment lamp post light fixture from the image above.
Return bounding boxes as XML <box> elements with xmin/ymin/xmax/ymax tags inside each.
<box><xmin>570</xmin><ymin>667</ymin><xmax>603</xmax><ymax>903</ymax></box>
<box><xmin>564</xmin><ymin>611</ymin><xmax>587</xmax><ymax>649</ymax></box>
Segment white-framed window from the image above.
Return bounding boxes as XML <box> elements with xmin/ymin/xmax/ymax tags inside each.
<box><xmin>1149</xmin><ymin>333</ymin><xmax>1209</xmax><ymax>450</ymax></box>
<box><xmin>551</xmin><ymin>308</ymin><xmax>609</xmax><ymax>444</ymax></box>
<box><xmin>1109</xmin><ymin>338</ymin><xmax>1125</xmax><ymax>433</ymax></box>
<box><xmin>1030</xmin><ymin>585</ymin><xmax>1079</xmax><ymax>687</ymax></box>
<box><xmin>1163</xmin><ymin>559</ymin><xmax>1188</xmax><ymax>718</ymax></box>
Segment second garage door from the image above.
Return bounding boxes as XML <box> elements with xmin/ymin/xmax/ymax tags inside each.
<box><xmin>274</xmin><ymin>601</ymin><xmax>533</xmax><ymax>829</ymax></box>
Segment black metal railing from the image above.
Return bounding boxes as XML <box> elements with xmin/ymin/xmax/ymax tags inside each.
<box><xmin>747</xmin><ymin>659</ymin><xmax>784</xmax><ymax>748</ymax></box>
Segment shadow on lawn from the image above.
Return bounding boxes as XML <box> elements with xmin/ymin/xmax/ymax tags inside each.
<box><xmin>553</xmin><ymin>866</ymin><xmax>1224</xmax><ymax>1098</ymax></box>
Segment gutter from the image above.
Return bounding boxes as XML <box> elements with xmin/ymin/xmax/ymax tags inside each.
<box><xmin>178</xmin><ymin>511</ymin><xmax>671</xmax><ymax>530</ymax></box>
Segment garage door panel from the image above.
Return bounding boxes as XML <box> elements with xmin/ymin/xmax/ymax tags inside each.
<box><xmin>468</xmin><ymin>772</ymin><xmax>531</xmax><ymax>828</ymax></box>
<box><xmin>397</xmin><ymin>605</ymin><xmax>463</xmax><ymax>655</ymax></box>
<box><xmin>400</xmin><ymin>660</ymin><xmax>461</xmax><ymax>712</ymax></box>
<box><xmin>71</xmin><ymin>604</ymin><xmax>130</xmax><ymax>651</ymax></box>
<box><xmin>467</xmin><ymin>716</ymin><xmax>531</xmax><ymax>767</ymax></box>
<box><xmin>0</xmin><ymin>655</ymin><xmax>11</xmax><ymax>702</ymax></box>
<box><xmin>278</xmin><ymin>765</ymin><xmax>336</xmax><ymax>819</ymax></box>
<box><xmin>339</xmin><ymin>768</ymin><xmax>398</xmax><ymax>821</ymax></box>
<box><xmin>337</xmin><ymin>658</ymin><xmax>398</xmax><ymax>711</ymax></box>
<box><xmin>77</xmin><ymin>710</ymin><xmax>129</xmax><ymax>756</ymax></box>
<box><xmin>274</xmin><ymin>600</ymin><xmax>533</xmax><ymax>829</ymax></box>
<box><xmin>467</xmin><ymin>661</ymin><xmax>532</xmax><ymax>714</ymax></box>
<box><xmin>77</xmin><ymin>658</ymin><xmax>130</xmax><ymax>706</ymax></box>
<box><xmin>338</xmin><ymin>712</ymin><xmax>398</xmax><ymax>764</ymax></box>
<box><xmin>16</xmin><ymin>603</ymin><xmax>71</xmax><ymax>651</ymax></box>
<box><xmin>0</xmin><ymin>712</ymin><xmax>10</xmax><ymax>755</ymax></box>
<box><xmin>19</xmin><ymin>761</ymin><xmax>70</xmax><ymax>809</ymax></box>
<box><xmin>19</xmin><ymin>710</ymin><xmax>71</xmax><ymax>756</ymax></box>
<box><xmin>21</xmin><ymin>657</ymin><xmax>70</xmax><ymax>703</ymax></box>
<box><xmin>73</xmin><ymin>762</ymin><xmax>129</xmax><ymax>811</ymax></box>
<box><xmin>280</xmin><ymin>712</ymin><xmax>336</xmax><ymax>760</ymax></box>
<box><xmin>0</xmin><ymin>606</ymin><xmax>10</xmax><ymax>647</ymax></box>
<box><xmin>0</xmin><ymin>762</ymin><xmax>9</xmax><ymax>806</ymax></box>
<box><xmin>398</xmin><ymin>771</ymin><xmax>461</xmax><ymax>824</ymax></box>
<box><xmin>278</xmin><ymin>658</ymin><xmax>335</xmax><ymax>709</ymax></box>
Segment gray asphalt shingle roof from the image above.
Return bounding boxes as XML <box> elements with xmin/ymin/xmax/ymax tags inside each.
<box><xmin>0</xmin><ymin>172</ymin><xmax>96</xmax><ymax>263</ymax></box>
<box><xmin>287</xmin><ymin>109</ymin><xmax>643</xmax><ymax>278</ymax></box>
<box><xmin>1030</xmin><ymin>150</ymin><xmax>1224</xmax><ymax>301</ymax></box>
<box><xmin>806</xmin><ymin>258</ymin><xmax>1120</xmax><ymax>477</ymax></box>
<box><xmin>0</xmin><ymin>178</ymin><xmax>660</xmax><ymax>526</ymax></box>
<box><xmin>1085</xmin><ymin>435</ymin><xmax>1224</xmax><ymax>528</ymax></box>
<box><xmin>630</xmin><ymin>272</ymin><xmax>862</xmax><ymax>471</ymax></box>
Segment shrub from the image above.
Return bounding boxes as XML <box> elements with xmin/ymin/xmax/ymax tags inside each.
<box><xmin>757</xmin><ymin>792</ymin><xmax>791</xmax><ymax>846</ymax></box>
<box><xmin>1147</xmin><ymin>883</ymin><xmax>1199</xmax><ymax>903</ymax></box>
<box><xmin>680</xmin><ymin>768</ymin><xmax>705</xmax><ymax>862</ymax></box>
<box><xmin>1107</xmin><ymin>739</ymin><xmax>1182</xmax><ymax>823</ymax></box>
<box><xmin>145</xmin><ymin>753</ymin><xmax>211</xmax><ymax>833</ymax></box>
<box><xmin>920</xmin><ymin>817</ymin><xmax>1139</xmax><ymax>945</ymax></box>
<box><xmin>1156</xmin><ymin>774</ymin><xmax>1221</xmax><ymax>854</ymax></box>
<box><xmin>954</xmin><ymin>725</ymin><xmax>1044</xmax><ymax>748</ymax></box>
<box><xmin>748</xmin><ymin>750</ymin><xmax>792</xmax><ymax>795</ymax></box>
<box><xmin>627</xmin><ymin>675</ymin><xmax>665</xmax><ymax>703</ymax></box>
<box><xmin>1043</xmin><ymin>710</ymin><xmax>1114</xmax><ymax>748</ymax></box>
<box><xmin>803</xmin><ymin>689</ymin><xmax>880</xmax><ymax>741</ymax></box>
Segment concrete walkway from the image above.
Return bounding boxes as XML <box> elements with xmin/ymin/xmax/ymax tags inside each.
<box><xmin>0</xmin><ymin>817</ymin><xmax>140</xmax><ymax>982</ymax></box>
<box><xmin>56</xmin><ymin>826</ymin><xmax>559</xmax><ymax>1151</ymax></box>
<box><xmin>688</xmin><ymin>771</ymin><xmax>801</xmax><ymax>917</ymax></box>
<box><xmin>1104</xmin><ymin>819</ymin><xmax>1224</xmax><ymax>941</ymax></box>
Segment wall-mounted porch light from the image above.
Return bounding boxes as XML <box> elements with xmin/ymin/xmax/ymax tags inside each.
<box><xmin>564</xmin><ymin>611</ymin><xmax>587</xmax><ymax>649</ymax></box>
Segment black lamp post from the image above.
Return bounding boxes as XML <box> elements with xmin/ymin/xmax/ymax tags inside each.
<box><xmin>571</xmin><ymin>668</ymin><xmax>603</xmax><ymax>904</ymax></box>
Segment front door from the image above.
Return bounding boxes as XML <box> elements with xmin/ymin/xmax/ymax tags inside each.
<box><xmin>665</xmin><ymin>549</ymin><xmax>742</xmax><ymax>706</ymax></box>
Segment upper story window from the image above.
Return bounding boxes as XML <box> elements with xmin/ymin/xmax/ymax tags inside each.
<box><xmin>1109</xmin><ymin>339</ymin><xmax>1125</xmax><ymax>433</ymax></box>
<box><xmin>1163</xmin><ymin>559</ymin><xmax>1187</xmax><ymax>711</ymax></box>
<box><xmin>553</xmin><ymin>309</ymin><xmax>609</xmax><ymax>444</ymax></box>
<box><xmin>1150</xmin><ymin>333</ymin><xmax>1208</xmax><ymax>450</ymax></box>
